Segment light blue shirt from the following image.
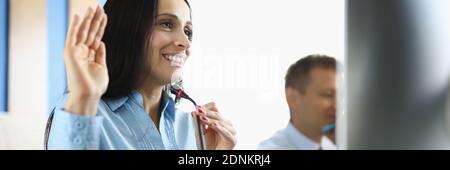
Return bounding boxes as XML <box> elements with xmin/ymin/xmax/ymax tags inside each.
<box><xmin>48</xmin><ymin>90</ymin><xmax>197</xmax><ymax>150</ymax></box>
<box><xmin>257</xmin><ymin>122</ymin><xmax>337</xmax><ymax>150</ymax></box>
<box><xmin>257</xmin><ymin>122</ymin><xmax>320</xmax><ymax>150</ymax></box>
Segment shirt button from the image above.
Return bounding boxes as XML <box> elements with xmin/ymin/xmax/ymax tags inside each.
<box><xmin>73</xmin><ymin>136</ymin><xmax>83</xmax><ymax>145</ymax></box>
<box><xmin>74</xmin><ymin>121</ymin><xmax>85</xmax><ymax>130</ymax></box>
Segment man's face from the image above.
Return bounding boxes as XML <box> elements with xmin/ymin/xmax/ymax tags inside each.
<box><xmin>296</xmin><ymin>67</ymin><xmax>336</xmax><ymax>136</ymax></box>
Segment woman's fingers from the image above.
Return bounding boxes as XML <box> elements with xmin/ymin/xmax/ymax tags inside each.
<box><xmin>203</xmin><ymin>102</ymin><xmax>219</xmax><ymax>112</ymax></box>
<box><xmin>194</xmin><ymin>104</ymin><xmax>237</xmax><ymax>149</ymax></box>
<box><xmin>196</xmin><ymin>105</ymin><xmax>232</xmax><ymax>125</ymax></box>
<box><xmin>215</xmin><ymin>121</ymin><xmax>236</xmax><ymax>135</ymax></box>
<box><xmin>77</xmin><ymin>7</ymin><xmax>95</xmax><ymax>45</ymax></box>
<box><xmin>203</xmin><ymin>111</ymin><xmax>232</xmax><ymax>126</ymax></box>
<box><xmin>95</xmin><ymin>42</ymin><xmax>107</xmax><ymax>67</ymax></box>
<box><xmin>203</xmin><ymin>118</ymin><xmax>235</xmax><ymax>135</ymax></box>
<box><xmin>86</xmin><ymin>6</ymin><xmax>104</xmax><ymax>46</ymax></box>
<box><xmin>67</xmin><ymin>15</ymin><xmax>80</xmax><ymax>47</ymax></box>
<box><xmin>88</xmin><ymin>49</ymin><xmax>95</xmax><ymax>62</ymax></box>
<box><xmin>66</xmin><ymin>6</ymin><xmax>108</xmax><ymax>64</ymax></box>
<box><xmin>195</xmin><ymin>111</ymin><xmax>234</xmax><ymax>133</ymax></box>
<box><xmin>209</xmin><ymin>122</ymin><xmax>236</xmax><ymax>144</ymax></box>
<box><xmin>92</xmin><ymin>14</ymin><xmax>107</xmax><ymax>50</ymax></box>
<box><xmin>193</xmin><ymin>105</ymin><xmax>233</xmax><ymax>126</ymax></box>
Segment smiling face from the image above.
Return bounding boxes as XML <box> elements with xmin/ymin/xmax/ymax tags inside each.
<box><xmin>148</xmin><ymin>0</ymin><xmax>192</xmax><ymax>85</ymax></box>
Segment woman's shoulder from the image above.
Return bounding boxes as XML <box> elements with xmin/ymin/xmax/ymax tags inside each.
<box><xmin>53</xmin><ymin>92</ymin><xmax>114</xmax><ymax>116</ymax></box>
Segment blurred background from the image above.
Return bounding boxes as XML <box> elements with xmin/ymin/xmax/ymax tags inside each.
<box><xmin>0</xmin><ymin>0</ymin><xmax>110</xmax><ymax>149</ymax></box>
<box><xmin>344</xmin><ymin>0</ymin><xmax>450</xmax><ymax>149</ymax></box>
<box><xmin>184</xmin><ymin>0</ymin><xmax>344</xmax><ymax>149</ymax></box>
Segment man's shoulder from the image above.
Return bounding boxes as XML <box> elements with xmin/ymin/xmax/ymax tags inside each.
<box><xmin>257</xmin><ymin>128</ymin><xmax>296</xmax><ymax>150</ymax></box>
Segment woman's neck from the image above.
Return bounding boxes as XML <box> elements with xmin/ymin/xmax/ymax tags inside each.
<box><xmin>137</xmin><ymin>80</ymin><xmax>164</xmax><ymax>130</ymax></box>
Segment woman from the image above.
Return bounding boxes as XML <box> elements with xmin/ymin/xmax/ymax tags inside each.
<box><xmin>47</xmin><ymin>0</ymin><xmax>236</xmax><ymax>150</ymax></box>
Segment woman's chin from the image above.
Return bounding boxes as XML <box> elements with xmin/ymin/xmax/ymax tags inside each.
<box><xmin>170</xmin><ymin>66</ymin><xmax>184</xmax><ymax>77</ymax></box>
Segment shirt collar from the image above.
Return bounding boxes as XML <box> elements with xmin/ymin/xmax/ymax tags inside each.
<box><xmin>321</xmin><ymin>135</ymin><xmax>337</xmax><ymax>150</ymax></box>
<box><xmin>103</xmin><ymin>94</ymin><xmax>129</xmax><ymax>112</ymax></box>
<box><xmin>286</xmin><ymin>122</ymin><xmax>321</xmax><ymax>150</ymax></box>
<box><xmin>159</xmin><ymin>91</ymin><xmax>176</xmax><ymax>121</ymax></box>
<box><xmin>104</xmin><ymin>90</ymin><xmax>176</xmax><ymax>120</ymax></box>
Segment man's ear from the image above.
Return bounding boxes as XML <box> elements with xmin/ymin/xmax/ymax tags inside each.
<box><xmin>285</xmin><ymin>87</ymin><xmax>300</xmax><ymax>112</ymax></box>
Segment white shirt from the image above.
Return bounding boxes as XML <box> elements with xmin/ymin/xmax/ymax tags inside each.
<box><xmin>257</xmin><ymin>122</ymin><xmax>337</xmax><ymax>150</ymax></box>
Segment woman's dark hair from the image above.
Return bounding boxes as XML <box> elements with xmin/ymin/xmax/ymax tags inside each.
<box><xmin>102</xmin><ymin>0</ymin><xmax>191</xmax><ymax>98</ymax></box>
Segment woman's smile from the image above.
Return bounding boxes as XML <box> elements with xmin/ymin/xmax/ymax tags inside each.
<box><xmin>162</xmin><ymin>53</ymin><xmax>187</xmax><ymax>68</ymax></box>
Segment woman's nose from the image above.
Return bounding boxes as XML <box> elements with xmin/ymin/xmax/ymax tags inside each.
<box><xmin>174</xmin><ymin>31</ymin><xmax>191</xmax><ymax>50</ymax></box>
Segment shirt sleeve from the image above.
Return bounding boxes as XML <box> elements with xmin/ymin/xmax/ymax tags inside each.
<box><xmin>47</xmin><ymin>95</ymin><xmax>104</xmax><ymax>150</ymax></box>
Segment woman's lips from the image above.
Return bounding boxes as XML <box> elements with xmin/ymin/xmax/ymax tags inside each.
<box><xmin>163</xmin><ymin>53</ymin><xmax>186</xmax><ymax>67</ymax></box>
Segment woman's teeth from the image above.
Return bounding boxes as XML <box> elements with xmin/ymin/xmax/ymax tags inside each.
<box><xmin>163</xmin><ymin>54</ymin><xmax>185</xmax><ymax>66</ymax></box>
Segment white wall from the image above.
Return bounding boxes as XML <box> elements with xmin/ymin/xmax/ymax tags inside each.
<box><xmin>182</xmin><ymin>0</ymin><xmax>345</xmax><ymax>149</ymax></box>
<box><xmin>0</xmin><ymin>0</ymin><xmax>48</xmax><ymax>150</ymax></box>
<box><xmin>0</xmin><ymin>0</ymin><xmax>98</xmax><ymax>150</ymax></box>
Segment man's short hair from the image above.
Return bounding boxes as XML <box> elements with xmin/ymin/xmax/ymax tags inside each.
<box><xmin>285</xmin><ymin>54</ymin><xmax>336</xmax><ymax>93</ymax></box>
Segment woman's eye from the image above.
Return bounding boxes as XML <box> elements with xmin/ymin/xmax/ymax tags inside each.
<box><xmin>184</xmin><ymin>29</ymin><xmax>193</xmax><ymax>40</ymax></box>
<box><xmin>160</xmin><ymin>21</ymin><xmax>173</xmax><ymax>29</ymax></box>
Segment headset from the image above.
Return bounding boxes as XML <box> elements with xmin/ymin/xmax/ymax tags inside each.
<box><xmin>322</xmin><ymin>123</ymin><xmax>335</xmax><ymax>134</ymax></box>
<box><xmin>170</xmin><ymin>84</ymin><xmax>207</xmax><ymax>150</ymax></box>
<box><xmin>44</xmin><ymin>108</ymin><xmax>55</xmax><ymax>150</ymax></box>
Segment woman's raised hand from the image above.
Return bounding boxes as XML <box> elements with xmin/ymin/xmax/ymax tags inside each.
<box><xmin>64</xmin><ymin>6</ymin><xmax>108</xmax><ymax>116</ymax></box>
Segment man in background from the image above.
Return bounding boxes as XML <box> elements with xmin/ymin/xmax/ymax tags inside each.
<box><xmin>258</xmin><ymin>55</ymin><xmax>337</xmax><ymax>150</ymax></box>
